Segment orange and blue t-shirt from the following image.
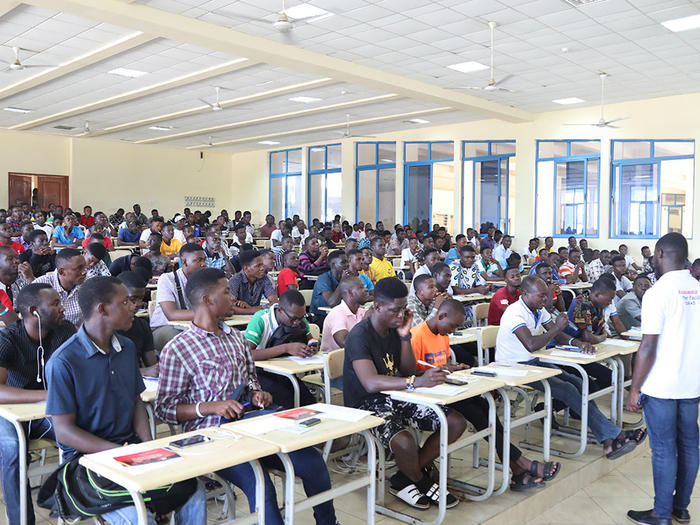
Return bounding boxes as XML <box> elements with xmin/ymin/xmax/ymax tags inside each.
<box><xmin>410</xmin><ymin>321</ymin><xmax>449</xmax><ymax>371</ymax></box>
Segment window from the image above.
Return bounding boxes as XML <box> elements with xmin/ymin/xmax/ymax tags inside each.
<box><xmin>463</xmin><ymin>141</ymin><xmax>516</xmax><ymax>234</ymax></box>
<box><xmin>308</xmin><ymin>144</ymin><xmax>342</xmax><ymax>222</ymax></box>
<box><xmin>269</xmin><ymin>148</ymin><xmax>302</xmax><ymax>220</ymax></box>
<box><xmin>404</xmin><ymin>141</ymin><xmax>455</xmax><ymax>233</ymax></box>
<box><xmin>356</xmin><ymin>142</ymin><xmax>396</xmax><ymax>226</ymax></box>
<box><xmin>536</xmin><ymin>140</ymin><xmax>600</xmax><ymax>238</ymax></box>
<box><xmin>611</xmin><ymin>140</ymin><xmax>694</xmax><ymax>238</ymax></box>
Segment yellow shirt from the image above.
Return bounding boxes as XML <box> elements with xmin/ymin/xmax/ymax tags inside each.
<box><xmin>368</xmin><ymin>257</ymin><xmax>396</xmax><ymax>284</ymax></box>
<box><xmin>161</xmin><ymin>239</ymin><xmax>182</xmax><ymax>258</ymax></box>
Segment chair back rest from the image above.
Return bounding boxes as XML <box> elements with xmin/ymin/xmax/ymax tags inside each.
<box><xmin>111</xmin><ymin>249</ymin><xmax>134</xmax><ymax>261</ymax></box>
<box><xmin>300</xmin><ymin>289</ymin><xmax>314</xmax><ymax>308</ymax></box>
<box><xmin>480</xmin><ymin>325</ymin><xmax>499</xmax><ymax>351</ymax></box>
<box><xmin>474</xmin><ymin>302</ymin><xmax>489</xmax><ymax>326</ymax></box>
<box><xmin>308</xmin><ymin>323</ymin><xmax>321</xmax><ymax>340</ymax></box>
<box><xmin>327</xmin><ymin>348</ymin><xmax>345</xmax><ymax>379</ymax></box>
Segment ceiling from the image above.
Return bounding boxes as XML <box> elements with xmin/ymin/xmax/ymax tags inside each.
<box><xmin>0</xmin><ymin>0</ymin><xmax>699</xmax><ymax>152</ymax></box>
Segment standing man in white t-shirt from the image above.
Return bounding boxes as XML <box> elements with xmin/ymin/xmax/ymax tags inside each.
<box><xmin>627</xmin><ymin>233</ymin><xmax>700</xmax><ymax>525</ymax></box>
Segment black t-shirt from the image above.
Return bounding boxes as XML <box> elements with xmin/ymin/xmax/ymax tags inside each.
<box><xmin>342</xmin><ymin>317</ymin><xmax>402</xmax><ymax>408</ymax></box>
<box><xmin>0</xmin><ymin>320</ymin><xmax>76</xmax><ymax>389</ymax></box>
<box><xmin>19</xmin><ymin>250</ymin><xmax>56</xmax><ymax>278</ymax></box>
<box><xmin>118</xmin><ymin>317</ymin><xmax>154</xmax><ymax>367</ymax></box>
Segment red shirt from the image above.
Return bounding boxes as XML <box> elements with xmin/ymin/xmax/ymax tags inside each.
<box><xmin>259</xmin><ymin>224</ymin><xmax>276</xmax><ymax>238</ymax></box>
<box><xmin>81</xmin><ymin>236</ymin><xmax>113</xmax><ymax>249</ymax></box>
<box><xmin>276</xmin><ymin>268</ymin><xmax>299</xmax><ymax>296</ymax></box>
<box><xmin>79</xmin><ymin>215</ymin><xmax>95</xmax><ymax>228</ymax></box>
<box><xmin>0</xmin><ymin>241</ymin><xmax>24</xmax><ymax>254</ymax></box>
<box><xmin>487</xmin><ymin>286</ymin><xmax>521</xmax><ymax>326</ymax></box>
<box><xmin>0</xmin><ymin>289</ymin><xmax>12</xmax><ymax>310</ymax></box>
<box><xmin>331</xmin><ymin>231</ymin><xmax>344</xmax><ymax>243</ymax></box>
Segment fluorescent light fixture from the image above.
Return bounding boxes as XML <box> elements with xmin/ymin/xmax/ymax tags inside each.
<box><xmin>108</xmin><ymin>67</ymin><xmax>148</xmax><ymax>78</ymax></box>
<box><xmin>661</xmin><ymin>14</ymin><xmax>700</xmax><ymax>32</ymax></box>
<box><xmin>552</xmin><ymin>97</ymin><xmax>585</xmax><ymax>105</ymax></box>
<box><xmin>288</xmin><ymin>96</ymin><xmax>322</xmax><ymax>103</ymax></box>
<box><xmin>405</xmin><ymin>118</ymin><xmax>431</xmax><ymax>124</ymax></box>
<box><xmin>3</xmin><ymin>107</ymin><xmax>31</xmax><ymax>113</ymax></box>
<box><xmin>284</xmin><ymin>3</ymin><xmax>331</xmax><ymax>20</ymax></box>
<box><xmin>148</xmin><ymin>125</ymin><xmax>174</xmax><ymax>131</ymax></box>
<box><xmin>258</xmin><ymin>140</ymin><xmax>280</xmax><ymax>145</ymax></box>
<box><xmin>447</xmin><ymin>61</ymin><xmax>489</xmax><ymax>73</ymax></box>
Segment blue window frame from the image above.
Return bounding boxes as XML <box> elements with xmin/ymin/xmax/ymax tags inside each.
<box><xmin>611</xmin><ymin>140</ymin><xmax>695</xmax><ymax>238</ymax></box>
<box><xmin>269</xmin><ymin>148</ymin><xmax>302</xmax><ymax>220</ymax></box>
<box><xmin>355</xmin><ymin>142</ymin><xmax>396</xmax><ymax>225</ymax></box>
<box><xmin>462</xmin><ymin>140</ymin><xmax>515</xmax><ymax>234</ymax></box>
<box><xmin>535</xmin><ymin>140</ymin><xmax>600</xmax><ymax>238</ymax></box>
<box><xmin>403</xmin><ymin>141</ymin><xmax>455</xmax><ymax>233</ymax></box>
<box><xmin>308</xmin><ymin>144</ymin><xmax>342</xmax><ymax>222</ymax></box>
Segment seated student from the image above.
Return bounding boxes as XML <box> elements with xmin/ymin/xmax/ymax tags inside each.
<box><xmin>272</xmin><ymin>235</ymin><xmax>294</xmax><ymax>270</ymax></box>
<box><xmin>585</xmin><ymin>249</ymin><xmax>609</xmax><ymax>283</ymax></box>
<box><xmin>259</xmin><ymin>249</ymin><xmax>276</xmax><ymax>279</ymax></box>
<box><xmin>13</xmin><ymin>221</ymin><xmax>34</xmax><ymax>252</ymax></box>
<box><xmin>616</xmin><ymin>274</ymin><xmax>651</xmax><ymax>331</ymax></box>
<box><xmin>477</xmin><ymin>246</ymin><xmax>504</xmax><ymax>282</ymax></box>
<box><xmin>534</xmin><ymin>262</ymin><xmax>566</xmax><ymax>314</ymax></box>
<box><xmin>522</xmin><ymin>238</ymin><xmax>540</xmax><ymax>263</ymax></box>
<box><xmin>81</xmin><ymin>226</ymin><xmax>114</xmax><ymax>252</ymax></box>
<box><xmin>243</xmin><ymin>290</ymin><xmax>318</xmax><ymax>408</ymax></box>
<box><xmin>344</xmin><ymin>236</ymin><xmax>359</xmax><ymax>254</ymax></box>
<box><xmin>0</xmin><ymin>283</ymin><xmax>76</xmax><ymax>525</ymax></box>
<box><xmin>443</xmin><ymin>234</ymin><xmax>466</xmax><ymax>267</ymax></box>
<box><xmin>150</xmin><ymin>243</ymin><xmax>206</xmax><ymax>350</ymax></box>
<box><xmin>347</xmin><ymin>248</ymin><xmax>374</xmax><ymax>294</ymax></box>
<box><xmin>203</xmin><ymin>230</ymin><xmax>234</xmax><ymax>276</ymax></box>
<box><xmin>408</xmin><ymin>248</ymin><xmax>441</xmax><ymax>295</ymax></box>
<box><xmin>160</xmin><ymin>223</ymin><xmax>182</xmax><ymax>259</ymax></box>
<box><xmin>19</xmin><ymin>229</ymin><xmax>55</xmax><ymax>278</ymax></box>
<box><xmin>138</xmin><ymin>216</ymin><xmax>163</xmax><ymax>253</ymax></box>
<box><xmin>558</xmin><ymin>247</ymin><xmax>588</xmax><ymax>284</ymax></box>
<box><xmin>109</xmin><ymin>253</ymin><xmax>150</xmax><ymax>278</ymax></box>
<box><xmin>407</xmin><ymin>274</ymin><xmax>447</xmax><ymax>327</ymax></box>
<box><xmin>0</xmin><ymin>222</ymin><xmax>25</xmax><ymax>254</ymax></box>
<box><xmin>320</xmin><ymin>276</ymin><xmax>370</xmax><ymax>353</ymax></box>
<box><xmin>83</xmin><ymin>232</ymin><xmax>112</xmax><ymax>267</ymax></box>
<box><xmin>411</xmin><ymin>299</ymin><xmax>560</xmax><ymax>490</ymax></box>
<box><xmin>83</xmin><ymin>243</ymin><xmax>111</xmax><ymax>279</ymax></box>
<box><xmin>496</xmin><ymin>276</ymin><xmax>645</xmax><ymax>459</ymax></box>
<box><xmin>228</xmin><ymin>250</ymin><xmax>278</xmax><ymax>313</ymax></box>
<box><xmin>230</xmin><ymin>223</ymin><xmax>250</xmax><ymax>258</ymax></box>
<box><xmin>343</xmin><ymin>277</ymin><xmax>466</xmax><ymax>509</ymax></box>
<box><xmin>310</xmin><ymin>250</ymin><xmax>350</xmax><ymax>324</ymax></box>
<box><xmin>259</xmin><ymin>213</ymin><xmax>277</xmax><ymax>238</ymax></box>
<box><xmin>51</xmin><ymin>213</ymin><xmax>84</xmax><ymax>248</ymax></box>
<box><xmin>449</xmin><ymin>245</ymin><xmax>492</xmax><ymax>296</ymax></box>
<box><xmin>534</xmin><ymin>252</ymin><xmax>566</xmax><ymax>284</ymax></box>
<box><xmin>557</xmin><ymin>246</ymin><xmax>569</xmax><ymax>262</ymax></box>
<box><xmin>367</xmin><ymin>237</ymin><xmax>396</xmax><ymax>284</ymax></box>
<box><xmin>619</xmin><ymin>243</ymin><xmax>642</xmax><ymax>273</ymax></box>
<box><xmin>431</xmin><ymin>262</ymin><xmax>455</xmax><ymax>297</ymax></box>
<box><xmin>298</xmin><ymin>237</ymin><xmax>329</xmax><ymax>289</ymax></box>
<box><xmin>493</xmin><ymin>234</ymin><xmax>514</xmax><ymax>268</ymax></box>
<box><xmin>45</xmin><ymin>276</ymin><xmax>205</xmax><ymax>525</ymax></box>
<box><xmin>401</xmin><ymin>236</ymin><xmax>421</xmax><ymax>277</ymax></box>
<box><xmin>275</xmin><ymin>250</ymin><xmax>299</xmax><ymax>296</ymax></box>
<box><xmin>142</xmin><ymin>232</ymin><xmax>171</xmax><ymax>277</ymax></box>
<box><xmin>33</xmin><ymin>248</ymin><xmax>86</xmax><ymax>328</ymax></box>
<box><xmin>610</xmin><ymin>255</ymin><xmax>633</xmax><ymax>303</ymax></box>
<box><xmin>33</xmin><ymin>211</ymin><xmax>53</xmax><ymax>238</ymax></box>
<box><xmin>488</xmin><ymin>266</ymin><xmax>522</xmax><ymax>326</ymax></box>
<box><xmin>156</xmin><ymin>269</ymin><xmax>337</xmax><ymax>525</ymax></box>
<box><xmin>359</xmin><ymin>246</ymin><xmax>373</xmax><ymax>281</ymax></box>
<box><xmin>116</xmin><ymin>272</ymin><xmax>159</xmax><ymax>377</ymax></box>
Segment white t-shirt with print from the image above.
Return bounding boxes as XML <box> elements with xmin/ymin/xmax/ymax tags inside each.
<box><xmin>496</xmin><ymin>298</ymin><xmax>553</xmax><ymax>363</ymax></box>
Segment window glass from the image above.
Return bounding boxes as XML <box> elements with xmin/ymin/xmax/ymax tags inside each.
<box><xmin>309</xmin><ymin>147</ymin><xmax>325</xmax><ymax>171</ymax></box>
<box><xmin>270</xmin><ymin>177</ymin><xmax>284</xmax><ymax>220</ymax></box>
<box><xmin>491</xmin><ymin>142</ymin><xmax>515</xmax><ymax>156</ymax></box>
<box><xmin>430</xmin><ymin>142</ymin><xmax>454</xmax><ymax>160</ymax></box>
<box><xmin>405</xmin><ymin>143</ymin><xmax>430</xmax><ymax>162</ymax></box>
<box><xmin>570</xmin><ymin>141</ymin><xmax>600</xmax><ymax>156</ymax></box>
<box><xmin>327</xmin><ymin>145</ymin><xmax>342</xmax><ymax>170</ymax></box>
<box><xmin>270</xmin><ymin>152</ymin><xmax>285</xmax><ymax>174</ymax></box>
<box><xmin>287</xmin><ymin>149</ymin><xmax>302</xmax><ymax>172</ymax></box>
<box><xmin>654</xmin><ymin>141</ymin><xmax>695</xmax><ymax>158</ymax></box>
<box><xmin>378</xmin><ymin>143</ymin><xmax>396</xmax><ymax>164</ymax></box>
<box><xmin>464</xmin><ymin>142</ymin><xmax>489</xmax><ymax>158</ymax></box>
<box><xmin>326</xmin><ymin>172</ymin><xmax>342</xmax><ymax>219</ymax></box>
<box><xmin>377</xmin><ymin>168</ymin><xmax>396</xmax><ymax>227</ymax></box>
<box><xmin>357</xmin><ymin>143</ymin><xmax>376</xmax><ymax>166</ymax></box>
<box><xmin>614</xmin><ymin>141</ymin><xmax>651</xmax><ymax>159</ymax></box>
<box><xmin>286</xmin><ymin>175</ymin><xmax>302</xmax><ymax>218</ymax></box>
<box><xmin>538</xmin><ymin>141</ymin><xmax>567</xmax><ymax>158</ymax></box>
<box><xmin>357</xmin><ymin>170</ymin><xmax>377</xmax><ymax>223</ymax></box>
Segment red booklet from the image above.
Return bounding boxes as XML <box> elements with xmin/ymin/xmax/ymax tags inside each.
<box><xmin>274</xmin><ymin>408</ymin><xmax>320</xmax><ymax>421</ymax></box>
<box><xmin>114</xmin><ymin>448</ymin><xmax>180</xmax><ymax>467</ymax></box>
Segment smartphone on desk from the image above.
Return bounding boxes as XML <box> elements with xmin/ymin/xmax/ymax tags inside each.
<box><xmin>169</xmin><ymin>434</ymin><xmax>211</xmax><ymax>449</ymax></box>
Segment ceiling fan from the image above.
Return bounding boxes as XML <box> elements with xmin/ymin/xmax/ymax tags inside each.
<box><xmin>332</xmin><ymin>114</ymin><xmax>375</xmax><ymax>139</ymax></box>
<box><xmin>1</xmin><ymin>46</ymin><xmax>56</xmax><ymax>72</ymax></box>
<box><xmin>213</xmin><ymin>0</ymin><xmax>301</xmax><ymax>41</ymax></box>
<box><xmin>199</xmin><ymin>86</ymin><xmax>225</xmax><ymax>112</ymax></box>
<box><xmin>452</xmin><ymin>21</ymin><xmax>514</xmax><ymax>93</ymax></box>
<box><xmin>565</xmin><ymin>72</ymin><xmax>628</xmax><ymax>128</ymax></box>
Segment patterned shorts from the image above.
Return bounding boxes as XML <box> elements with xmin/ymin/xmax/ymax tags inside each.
<box><xmin>357</xmin><ymin>394</ymin><xmax>452</xmax><ymax>450</ymax></box>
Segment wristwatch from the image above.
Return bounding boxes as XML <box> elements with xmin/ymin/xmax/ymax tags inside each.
<box><xmin>399</xmin><ymin>334</ymin><xmax>411</xmax><ymax>341</ymax></box>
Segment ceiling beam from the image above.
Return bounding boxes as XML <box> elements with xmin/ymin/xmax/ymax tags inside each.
<box><xmin>133</xmin><ymin>93</ymin><xmax>399</xmax><ymax>144</ymax></box>
<box><xmin>22</xmin><ymin>0</ymin><xmax>533</xmax><ymax>123</ymax></box>
<box><xmin>9</xmin><ymin>58</ymin><xmax>258</xmax><ymax>130</ymax></box>
<box><xmin>0</xmin><ymin>32</ymin><xmax>155</xmax><ymax>102</ymax></box>
<box><xmin>91</xmin><ymin>77</ymin><xmax>337</xmax><ymax>137</ymax></box>
<box><xmin>0</xmin><ymin>1</ymin><xmax>21</xmax><ymax>17</ymax></box>
<box><xmin>186</xmin><ymin>107</ymin><xmax>454</xmax><ymax>149</ymax></box>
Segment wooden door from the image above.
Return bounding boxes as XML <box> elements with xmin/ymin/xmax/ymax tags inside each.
<box><xmin>8</xmin><ymin>173</ymin><xmax>31</xmax><ymax>208</ymax></box>
<box><xmin>37</xmin><ymin>175</ymin><xmax>69</xmax><ymax>209</ymax></box>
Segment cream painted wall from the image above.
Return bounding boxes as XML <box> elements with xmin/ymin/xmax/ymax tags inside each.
<box><xmin>234</xmin><ymin>92</ymin><xmax>700</xmax><ymax>257</ymax></box>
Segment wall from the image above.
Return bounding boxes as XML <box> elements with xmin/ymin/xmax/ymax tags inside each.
<box><xmin>233</xmin><ymin>92</ymin><xmax>700</xmax><ymax>257</ymax></box>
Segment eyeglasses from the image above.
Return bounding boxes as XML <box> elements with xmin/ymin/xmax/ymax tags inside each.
<box><xmin>280</xmin><ymin>307</ymin><xmax>306</xmax><ymax>323</ymax></box>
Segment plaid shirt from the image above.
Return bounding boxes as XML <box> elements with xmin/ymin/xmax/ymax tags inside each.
<box><xmin>33</xmin><ymin>271</ymin><xmax>82</xmax><ymax>327</ymax></box>
<box><xmin>407</xmin><ymin>294</ymin><xmax>437</xmax><ymax>327</ymax></box>
<box><xmin>155</xmin><ymin>322</ymin><xmax>261</xmax><ymax>432</ymax></box>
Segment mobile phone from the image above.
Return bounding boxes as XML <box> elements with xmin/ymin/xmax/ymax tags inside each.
<box><xmin>445</xmin><ymin>377</ymin><xmax>469</xmax><ymax>386</ymax></box>
<box><xmin>169</xmin><ymin>435</ymin><xmax>211</xmax><ymax>449</ymax></box>
<box><xmin>472</xmin><ymin>370</ymin><xmax>497</xmax><ymax>377</ymax></box>
<box><xmin>308</xmin><ymin>341</ymin><xmax>319</xmax><ymax>348</ymax></box>
<box><xmin>299</xmin><ymin>418</ymin><xmax>321</xmax><ymax>427</ymax></box>
<box><xmin>453</xmin><ymin>331</ymin><xmax>464</xmax><ymax>336</ymax></box>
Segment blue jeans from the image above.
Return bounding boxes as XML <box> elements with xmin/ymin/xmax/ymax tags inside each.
<box><xmin>101</xmin><ymin>479</ymin><xmax>206</xmax><ymax>525</ymax></box>
<box><xmin>0</xmin><ymin>416</ymin><xmax>54</xmax><ymax>525</ymax></box>
<box><xmin>218</xmin><ymin>447</ymin><xmax>337</xmax><ymax>525</ymax></box>
<box><xmin>643</xmin><ymin>394</ymin><xmax>700</xmax><ymax>519</ymax></box>
<box><xmin>525</xmin><ymin>359</ymin><xmax>621</xmax><ymax>443</ymax></box>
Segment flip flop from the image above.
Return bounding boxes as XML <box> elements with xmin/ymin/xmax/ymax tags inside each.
<box><xmin>510</xmin><ymin>471</ymin><xmax>545</xmax><ymax>492</ymax></box>
<box><xmin>528</xmin><ymin>460</ymin><xmax>561</xmax><ymax>482</ymax></box>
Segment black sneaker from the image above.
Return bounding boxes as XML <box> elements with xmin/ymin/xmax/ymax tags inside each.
<box><xmin>627</xmin><ymin>509</ymin><xmax>671</xmax><ymax>525</ymax></box>
<box><xmin>672</xmin><ymin>508</ymin><xmax>690</xmax><ymax>523</ymax></box>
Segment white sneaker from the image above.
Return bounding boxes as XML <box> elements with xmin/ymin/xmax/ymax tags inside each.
<box><xmin>389</xmin><ymin>483</ymin><xmax>430</xmax><ymax>510</ymax></box>
<box><xmin>422</xmin><ymin>481</ymin><xmax>459</xmax><ymax>509</ymax></box>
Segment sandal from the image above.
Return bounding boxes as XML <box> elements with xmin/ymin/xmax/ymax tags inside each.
<box><xmin>625</xmin><ymin>428</ymin><xmax>647</xmax><ymax>446</ymax></box>
<box><xmin>605</xmin><ymin>434</ymin><xmax>637</xmax><ymax>459</ymax></box>
<box><xmin>510</xmin><ymin>471</ymin><xmax>545</xmax><ymax>492</ymax></box>
<box><xmin>528</xmin><ymin>460</ymin><xmax>561</xmax><ymax>482</ymax></box>
<box><xmin>420</xmin><ymin>480</ymin><xmax>459</xmax><ymax>509</ymax></box>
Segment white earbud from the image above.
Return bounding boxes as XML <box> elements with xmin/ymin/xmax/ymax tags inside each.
<box><xmin>32</xmin><ymin>310</ymin><xmax>45</xmax><ymax>386</ymax></box>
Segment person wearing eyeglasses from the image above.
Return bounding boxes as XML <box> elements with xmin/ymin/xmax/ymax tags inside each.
<box><xmin>243</xmin><ymin>289</ymin><xmax>318</xmax><ymax>409</ymax></box>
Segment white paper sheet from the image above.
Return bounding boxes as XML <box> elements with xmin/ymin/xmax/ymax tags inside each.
<box><xmin>474</xmin><ymin>367</ymin><xmax>529</xmax><ymax>377</ymax></box>
<box><xmin>414</xmin><ymin>384</ymin><xmax>467</xmax><ymax>396</ymax></box>
<box><xmin>231</xmin><ymin>417</ymin><xmax>293</xmax><ymax>435</ymax></box>
<box><xmin>316</xmin><ymin>405</ymin><xmax>373</xmax><ymax>422</ymax></box>
<box><xmin>287</xmin><ymin>355</ymin><xmax>325</xmax><ymax>364</ymax></box>
<box><xmin>143</xmin><ymin>377</ymin><xmax>159</xmax><ymax>392</ymax></box>
<box><xmin>602</xmin><ymin>339</ymin><xmax>637</xmax><ymax>347</ymax></box>
<box><xmin>549</xmin><ymin>350</ymin><xmax>596</xmax><ymax>359</ymax></box>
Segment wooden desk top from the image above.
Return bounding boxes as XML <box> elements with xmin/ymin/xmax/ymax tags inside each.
<box><xmin>453</xmin><ymin>293</ymin><xmax>493</xmax><ymax>303</ymax></box>
<box><xmin>167</xmin><ymin>315</ymin><xmax>253</xmax><ymax>328</ymax></box>
<box><xmin>562</xmin><ymin>282</ymin><xmax>593</xmax><ymax>290</ymax></box>
<box><xmin>255</xmin><ymin>355</ymin><xmax>326</xmax><ymax>375</ymax></box>
<box><xmin>533</xmin><ymin>343</ymin><xmax>623</xmax><ymax>365</ymax></box>
<box><xmin>0</xmin><ymin>402</ymin><xmax>47</xmax><ymax>423</ymax></box>
<box><xmin>228</xmin><ymin>403</ymin><xmax>384</xmax><ymax>452</ymax></box>
<box><xmin>454</xmin><ymin>363</ymin><xmax>561</xmax><ymax>387</ymax></box>
<box><xmin>383</xmin><ymin>376</ymin><xmax>505</xmax><ymax>406</ymax></box>
<box><xmin>620</xmin><ymin>330</ymin><xmax>642</xmax><ymax>340</ymax></box>
<box><xmin>602</xmin><ymin>339</ymin><xmax>640</xmax><ymax>356</ymax></box>
<box><xmin>449</xmin><ymin>328</ymin><xmax>478</xmax><ymax>345</ymax></box>
<box><xmin>80</xmin><ymin>427</ymin><xmax>279</xmax><ymax>493</ymax></box>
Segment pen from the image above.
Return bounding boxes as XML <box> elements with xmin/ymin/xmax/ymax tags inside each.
<box><xmin>417</xmin><ymin>360</ymin><xmax>436</xmax><ymax>368</ymax></box>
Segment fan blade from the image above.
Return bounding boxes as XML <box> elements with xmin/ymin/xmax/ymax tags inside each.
<box><xmin>20</xmin><ymin>64</ymin><xmax>56</xmax><ymax>69</ymax></box>
<box><xmin>197</xmin><ymin>98</ymin><xmax>214</xmax><ymax>109</ymax></box>
<box><xmin>492</xmin><ymin>74</ymin><xmax>513</xmax><ymax>86</ymax></box>
<box><xmin>604</xmin><ymin>124</ymin><xmax>620</xmax><ymax>129</ymax></box>
<box><xmin>211</xmin><ymin>9</ymin><xmax>271</xmax><ymax>24</ymax></box>
<box><xmin>451</xmin><ymin>86</ymin><xmax>484</xmax><ymax>90</ymax></box>
<box><xmin>563</xmin><ymin>123</ymin><xmax>598</xmax><ymax>126</ymax></box>
<box><xmin>605</xmin><ymin>117</ymin><xmax>628</xmax><ymax>124</ymax></box>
